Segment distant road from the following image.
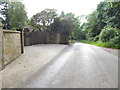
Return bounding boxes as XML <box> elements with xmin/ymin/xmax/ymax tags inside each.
<box><xmin>2</xmin><ymin>42</ymin><xmax>118</xmax><ymax>88</ymax></box>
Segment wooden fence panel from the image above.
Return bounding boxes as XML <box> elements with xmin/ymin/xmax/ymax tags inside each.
<box><xmin>24</xmin><ymin>30</ymin><xmax>69</xmax><ymax>46</ymax></box>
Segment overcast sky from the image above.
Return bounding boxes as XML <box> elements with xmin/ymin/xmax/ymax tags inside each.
<box><xmin>22</xmin><ymin>0</ymin><xmax>104</xmax><ymax>20</ymax></box>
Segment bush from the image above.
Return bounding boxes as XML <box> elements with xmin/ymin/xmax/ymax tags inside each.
<box><xmin>88</xmin><ymin>37</ymin><xmax>94</xmax><ymax>41</ymax></box>
<box><xmin>86</xmin><ymin>32</ymin><xmax>94</xmax><ymax>40</ymax></box>
<box><xmin>74</xmin><ymin>29</ymin><xmax>86</xmax><ymax>40</ymax></box>
<box><xmin>110</xmin><ymin>36</ymin><xmax>120</xmax><ymax>49</ymax></box>
<box><xmin>94</xmin><ymin>35</ymin><xmax>99</xmax><ymax>41</ymax></box>
<box><xmin>99</xmin><ymin>25</ymin><xmax>118</xmax><ymax>42</ymax></box>
<box><xmin>110</xmin><ymin>36</ymin><xmax>120</xmax><ymax>44</ymax></box>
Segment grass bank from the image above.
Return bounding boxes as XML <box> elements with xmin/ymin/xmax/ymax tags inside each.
<box><xmin>77</xmin><ymin>40</ymin><xmax>120</xmax><ymax>49</ymax></box>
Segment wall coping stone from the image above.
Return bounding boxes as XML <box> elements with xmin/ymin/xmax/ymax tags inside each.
<box><xmin>3</xmin><ymin>30</ymin><xmax>20</xmax><ymax>33</ymax></box>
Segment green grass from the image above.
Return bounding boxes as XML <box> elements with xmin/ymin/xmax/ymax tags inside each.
<box><xmin>77</xmin><ymin>40</ymin><xmax>120</xmax><ymax>49</ymax></box>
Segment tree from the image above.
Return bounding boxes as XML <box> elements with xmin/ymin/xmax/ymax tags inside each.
<box><xmin>97</xmin><ymin>2</ymin><xmax>119</xmax><ymax>29</ymax></box>
<box><xmin>80</xmin><ymin>1</ymin><xmax>120</xmax><ymax>41</ymax></box>
<box><xmin>0</xmin><ymin>2</ymin><xmax>9</xmax><ymax>28</ymax></box>
<box><xmin>0</xmin><ymin>1</ymin><xmax>28</xmax><ymax>29</ymax></box>
<box><xmin>60</xmin><ymin>11</ymin><xmax>65</xmax><ymax>17</ymax></box>
<box><xmin>8</xmin><ymin>2</ymin><xmax>28</xmax><ymax>29</ymax></box>
<box><xmin>86</xmin><ymin>11</ymin><xmax>100</xmax><ymax>37</ymax></box>
<box><xmin>50</xmin><ymin>17</ymin><xmax>62</xmax><ymax>32</ymax></box>
<box><xmin>50</xmin><ymin>16</ymin><xmax>74</xmax><ymax>35</ymax></box>
<box><xmin>51</xmin><ymin>12</ymin><xmax>80</xmax><ymax>35</ymax></box>
<box><xmin>74</xmin><ymin>29</ymin><xmax>86</xmax><ymax>40</ymax></box>
<box><xmin>30</xmin><ymin>9</ymin><xmax>57</xmax><ymax>31</ymax></box>
<box><xmin>80</xmin><ymin>11</ymin><xmax>100</xmax><ymax>40</ymax></box>
<box><xmin>99</xmin><ymin>25</ymin><xmax>118</xmax><ymax>42</ymax></box>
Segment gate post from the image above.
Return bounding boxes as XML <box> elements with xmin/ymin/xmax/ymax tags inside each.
<box><xmin>20</xmin><ymin>30</ymin><xmax>24</xmax><ymax>53</ymax></box>
<box><xmin>17</xmin><ymin>29</ymin><xmax>24</xmax><ymax>53</ymax></box>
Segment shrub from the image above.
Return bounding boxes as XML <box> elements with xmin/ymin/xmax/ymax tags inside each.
<box><xmin>94</xmin><ymin>35</ymin><xmax>99</xmax><ymax>41</ymax></box>
<box><xmin>110</xmin><ymin>35</ymin><xmax>120</xmax><ymax>49</ymax></box>
<box><xmin>86</xmin><ymin>32</ymin><xmax>94</xmax><ymax>40</ymax></box>
<box><xmin>110</xmin><ymin>36</ymin><xmax>120</xmax><ymax>44</ymax></box>
<box><xmin>99</xmin><ymin>25</ymin><xmax>118</xmax><ymax>42</ymax></box>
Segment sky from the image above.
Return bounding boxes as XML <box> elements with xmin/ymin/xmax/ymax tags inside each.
<box><xmin>22</xmin><ymin>0</ymin><xmax>104</xmax><ymax>20</ymax></box>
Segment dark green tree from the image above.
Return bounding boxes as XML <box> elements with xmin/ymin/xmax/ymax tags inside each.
<box><xmin>51</xmin><ymin>12</ymin><xmax>81</xmax><ymax>36</ymax></box>
<box><xmin>60</xmin><ymin>11</ymin><xmax>65</xmax><ymax>17</ymax></box>
<box><xmin>8</xmin><ymin>2</ymin><xmax>28</xmax><ymax>29</ymax></box>
<box><xmin>0</xmin><ymin>1</ymin><xmax>28</xmax><ymax>29</ymax></box>
<box><xmin>30</xmin><ymin>9</ymin><xmax>57</xmax><ymax>31</ymax></box>
<box><xmin>0</xmin><ymin>2</ymin><xmax>9</xmax><ymax>28</ymax></box>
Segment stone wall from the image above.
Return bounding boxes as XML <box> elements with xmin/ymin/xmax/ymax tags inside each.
<box><xmin>2</xmin><ymin>30</ymin><xmax>22</xmax><ymax>67</ymax></box>
<box><xmin>0</xmin><ymin>29</ymin><xmax>23</xmax><ymax>70</ymax></box>
<box><xmin>0</xmin><ymin>26</ymin><xmax>3</xmax><ymax>70</ymax></box>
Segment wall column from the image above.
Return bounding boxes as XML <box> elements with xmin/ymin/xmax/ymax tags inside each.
<box><xmin>0</xmin><ymin>24</ymin><xmax>3</xmax><ymax>70</ymax></box>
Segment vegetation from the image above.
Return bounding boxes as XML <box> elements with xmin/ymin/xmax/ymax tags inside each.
<box><xmin>78</xmin><ymin>40</ymin><xmax>120</xmax><ymax>49</ymax></box>
<box><xmin>77</xmin><ymin>1</ymin><xmax>120</xmax><ymax>49</ymax></box>
<box><xmin>0</xmin><ymin>1</ymin><xmax>28</xmax><ymax>30</ymax></box>
<box><xmin>51</xmin><ymin>12</ymin><xmax>81</xmax><ymax>35</ymax></box>
<box><xmin>29</xmin><ymin>10</ymin><xmax>81</xmax><ymax>35</ymax></box>
<box><xmin>0</xmin><ymin>0</ymin><xmax>119</xmax><ymax>49</ymax></box>
<box><xmin>28</xmin><ymin>1</ymin><xmax>120</xmax><ymax>49</ymax></box>
<box><xmin>30</xmin><ymin>9</ymin><xmax>57</xmax><ymax>31</ymax></box>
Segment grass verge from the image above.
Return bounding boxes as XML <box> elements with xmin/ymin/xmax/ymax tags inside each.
<box><xmin>77</xmin><ymin>40</ymin><xmax>120</xmax><ymax>49</ymax></box>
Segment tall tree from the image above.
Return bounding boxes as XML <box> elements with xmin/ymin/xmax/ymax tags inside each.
<box><xmin>80</xmin><ymin>1</ymin><xmax>120</xmax><ymax>41</ymax></box>
<box><xmin>97</xmin><ymin>2</ymin><xmax>119</xmax><ymax>29</ymax></box>
<box><xmin>30</xmin><ymin>9</ymin><xmax>57</xmax><ymax>31</ymax></box>
<box><xmin>51</xmin><ymin>16</ymin><xmax>74</xmax><ymax>35</ymax></box>
<box><xmin>60</xmin><ymin>11</ymin><xmax>65</xmax><ymax>17</ymax></box>
<box><xmin>0</xmin><ymin>2</ymin><xmax>9</xmax><ymax>28</ymax></box>
<box><xmin>8</xmin><ymin>2</ymin><xmax>28</xmax><ymax>29</ymax></box>
<box><xmin>51</xmin><ymin>12</ymin><xmax>82</xmax><ymax>36</ymax></box>
<box><xmin>0</xmin><ymin>1</ymin><xmax>28</xmax><ymax>29</ymax></box>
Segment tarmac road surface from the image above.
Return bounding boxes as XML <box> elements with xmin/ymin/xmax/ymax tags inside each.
<box><xmin>1</xmin><ymin>42</ymin><xmax>118</xmax><ymax>88</ymax></box>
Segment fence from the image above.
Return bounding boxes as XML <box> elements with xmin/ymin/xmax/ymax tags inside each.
<box><xmin>0</xmin><ymin>28</ymin><xmax>24</xmax><ymax>70</ymax></box>
<box><xmin>24</xmin><ymin>30</ymin><xmax>69</xmax><ymax>46</ymax></box>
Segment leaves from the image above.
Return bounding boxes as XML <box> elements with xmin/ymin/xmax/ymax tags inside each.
<box><xmin>30</xmin><ymin>9</ymin><xmax>57</xmax><ymax>31</ymax></box>
<box><xmin>0</xmin><ymin>2</ymin><xmax>28</xmax><ymax>29</ymax></box>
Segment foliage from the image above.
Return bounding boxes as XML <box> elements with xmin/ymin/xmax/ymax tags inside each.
<box><xmin>30</xmin><ymin>10</ymin><xmax>79</xmax><ymax>35</ymax></box>
<box><xmin>86</xmin><ymin>11</ymin><xmax>101</xmax><ymax>37</ymax></box>
<box><xmin>99</xmin><ymin>25</ymin><xmax>118</xmax><ymax>42</ymax></box>
<box><xmin>110</xmin><ymin>36</ymin><xmax>120</xmax><ymax>45</ymax></box>
<box><xmin>78</xmin><ymin>1</ymin><xmax>120</xmax><ymax>49</ymax></box>
<box><xmin>73</xmin><ymin>29</ymin><xmax>86</xmax><ymax>40</ymax></box>
<box><xmin>61</xmin><ymin>13</ymin><xmax>79</xmax><ymax>35</ymax></box>
<box><xmin>0</xmin><ymin>1</ymin><xmax>28</xmax><ymax>29</ymax></box>
<box><xmin>94</xmin><ymin>35</ymin><xmax>99</xmax><ymax>42</ymax></box>
<box><xmin>30</xmin><ymin>9</ymin><xmax>57</xmax><ymax>31</ymax></box>
<box><xmin>0</xmin><ymin>2</ymin><xmax>9</xmax><ymax>28</ymax></box>
<box><xmin>51</xmin><ymin>12</ymin><xmax>81</xmax><ymax>35</ymax></box>
<box><xmin>60</xmin><ymin>11</ymin><xmax>65</xmax><ymax>17</ymax></box>
<box><xmin>78</xmin><ymin>40</ymin><xmax>120</xmax><ymax>49</ymax></box>
<box><xmin>59</xmin><ymin>14</ymin><xmax>75</xmax><ymax>34</ymax></box>
<box><xmin>8</xmin><ymin>2</ymin><xmax>28</xmax><ymax>29</ymax></box>
<box><xmin>109</xmin><ymin>28</ymin><xmax>120</xmax><ymax>47</ymax></box>
<box><xmin>51</xmin><ymin>17</ymin><xmax>73</xmax><ymax>34</ymax></box>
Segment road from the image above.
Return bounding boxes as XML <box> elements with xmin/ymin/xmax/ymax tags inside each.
<box><xmin>1</xmin><ymin>42</ymin><xmax>118</xmax><ymax>88</ymax></box>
